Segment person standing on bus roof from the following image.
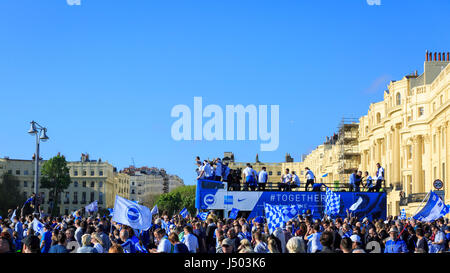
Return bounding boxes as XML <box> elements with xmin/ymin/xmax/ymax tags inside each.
<box><xmin>243</xmin><ymin>164</ymin><xmax>256</xmax><ymax>191</ymax></box>
<box><xmin>258</xmin><ymin>167</ymin><xmax>268</xmax><ymax>191</ymax></box>
<box><xmin>304</xmin><ymin>167</ymin><xmax>315</xmax><ymax>191</ymax></box>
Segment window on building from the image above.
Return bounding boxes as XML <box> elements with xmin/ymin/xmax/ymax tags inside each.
<box><xmin>418</xmin><ymin>107</ymin><xmax>424</xmax><ymax>117</ymax></box>
<box><xmin>73</xmin><ymin>192</ymin><xmax>78</xmax><ymax>204</ymax></box>
<box><xmin>376</xmin><ymin>113</ymin><xmax>381</xmax><ymax>124</ymax></box>
<box><xmin>74</xmin><ymin>181</ymin><xmax>78</xmax><ymax>187</ymax></box>
<box><xmin>131</xmin><ymin>189</ymin><xmax>135</xmax><ymax>194</ymax></box>
<box><xmin>82</xmin><ymin>192</ymin><xmax>86</xmax><ymax>204</ymax></box>
<box><xmin>99</xmin><ymin>192</ymin><xmax>103</xmax><ymax>204</ymax></box>
<box><xmin>16</xmin><ymin>170</ymin><xmax>20</xmax><ymax>175</ymax></box>
<box><xmin>396</xmin><ymin>93</ymin><xmax>401</xmax><ymax>105</ymax></box>
<box><xmin>24</xmin><ymin>181</ymin><xmax>28</xmax><ymax>187</ymax></box>
<box><xmin>24</xmin><ymin>170</ymin><xmax>29</xmax><ymax>175</ymax></box>
<box><xmin>269</xmin><ymin>171</ymin><xmax>273</xmax><ymax>175</ymax></box>
<box><xmin>65</xmin><ymin>209</ymin><xmax>69</xmax><ymax>216</ymax></box>
<box><xmin>90</xmin><ymin>181</ymin><xmax>95</xmax><ymax>187</ymax></box>
<box><xmin>82</xmin><ymin>170</ymin><xmax>87</xmax><ymax>176</ymax></box>
<box><xmin>82</xmin><ymin>181</ymin><xmax>86</xmax><ymax>187</ymax></box>
<box><xmin>277</xmin><ymin>171</ymin><xmax>281</xmax><ymax>175</ymax></box>
<box><xmin>99</xmin><ymin>171</ymin><xmax>103</xmax><ymax>176</ymax></box>
<box><xmin>99</xmin><ymin>181</ymin><xmax>103</xmax><ymax>188</ymax></box>
<box><xmin>90</xmin><ymin>192</ymin><xmax>95</xmax><ymax>202</ymax></box>
<box><xmin>74</xmin><ymin>170</ymin><xmax>78</xmax><ymax>176</ymax></box>
<box><xmin>64</xmin><ymin>192</ymin><xmax>70</xmax><ymax>204</ymax></box>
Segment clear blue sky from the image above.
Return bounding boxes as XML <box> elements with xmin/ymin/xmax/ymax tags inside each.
<box><xmin>0</xmin><ymin>0</ymin><xmax>449</xmax><ymax>185</ymax></box>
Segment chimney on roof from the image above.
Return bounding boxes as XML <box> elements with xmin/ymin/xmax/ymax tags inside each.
<box><xmin>438</xmin><ymin>52</ymin><xmax>441</xmax><ymax>61</ymax></box>
<box><xmin>429</xmin><ymin>52</ymin><xmax>433</xmax><ymax>61</ymax></box>
<box><xmin>434</xmin><ymin>52</ymin><xmax>437</xmax><ymax>61</ymax></box>
<box><xmin>447</xmin><ymin>52</ymin><xmax>450</xmax><ymax>61</ymax></box>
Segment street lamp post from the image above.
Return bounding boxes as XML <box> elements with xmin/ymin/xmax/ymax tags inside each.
<box><xmin>28</xmin><ymin>120</ymin><xmax>49</xmax><ymax>215</ymax></box>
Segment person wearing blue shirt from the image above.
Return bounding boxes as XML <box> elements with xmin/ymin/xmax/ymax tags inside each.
<box><xmin>384</xmin><ymin>227</ymin><xmax>408</xmax><ymax>253</ymax></box>
<box><xmin>430</xmin><ymin>225</ymin><xmax>446</xmax><ymax>253</ymax></box>
<box><xmin>40</xmin><ymin>225</ymin><xmax>53</xmax><ymax>253</ymax></box>
<box><xmin>364</xmin><ymin>171</ymin><xmax>375</xmax><ymax>192</ymax></box>
<box><xmin>13</xmin><ymin>217</ymin><xmax>23</xmax><ymax>241</ymax></box>
<box><xmin>49</xmin><ymin>233</ymin><xmax>68</xmax><ymax>253</ymax></box>
<box><xmin>375</xmin><ymin>163</ymin><xmax>385</xmax><ymax>192</ymax></box>
<box><xmin>120</xmin><ymin>229</ymin><xmax>136</xmax><ymax>253</ymax></box>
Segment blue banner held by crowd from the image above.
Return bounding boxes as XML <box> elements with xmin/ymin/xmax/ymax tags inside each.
<box><xmin>197</xmin><ymin>211</ymin><xmax>210</xmax><ymax>221</ymax></box>
<box><xmin>179</xmin><ymin>208</ymin><xmax>189</xmax><ymax>218</ymax></box>
<box><xmin>85</xmin><ymin>200</ymin><xmax>98</xmax><ymax>213</ymax></box>
<box><xmin>229</xmin><ymin>208</ymin><xmax>239</xmax><ymax>219</ymax></box>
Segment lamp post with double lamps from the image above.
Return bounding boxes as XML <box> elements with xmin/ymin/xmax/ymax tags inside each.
<box><xmin>28</xmin><ymin>120</ymin><xmax>49</xmax><ymax>215</ymax></box>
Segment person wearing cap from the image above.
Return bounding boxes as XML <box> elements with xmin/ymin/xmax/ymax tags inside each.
<box><xmin>221</xmin><ymin>238</ymin><xmax>234</xmax><ymax>253</ymax></box>
<box><xmin>350</xmin><ymin>234</ymin><xmax>365</xmax><ymax>253</ymax></box>
<box><xmin>22</xmin><ymin>235</ymin><xmax>40</xmax><ymax>253</ymax></box>
<box><xmin>384</xmin><ymin>226</ymin><xmax>408</xmax><ymax>253</ymax></box>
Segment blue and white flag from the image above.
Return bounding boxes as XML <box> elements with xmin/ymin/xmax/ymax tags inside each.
<box><xmin>85</xmin><ymin>200</ymin><xmax>98</xmax><ymax>213</ymax></box>
<box><xmin>324</xmin><ymin>187</ymin><xmax>340</xmax><ymax>216</ymax></box>
<box><xmin>11</xmin><ymin>209</ymin><xmax>16</xmax><ymax>220</ymax></box>
<box><xmin>24</xmin><ymin>197</ymin><xmax>33</xmax><ymax>205</ymax></box>
<box><xmin>264</xmin><ymin>203</ymin><xmax>284</xmax><ymax>234</ymax></box>
<box><xmin>413</xmin><ymin>191</ymin><xmax>449</xmax><ymax>222</ymax></box>
<box><xmin>151</xmin><ymin>205</ymin><xmax>158</xmax><ymax>215</ymax></box>
<box><xmin>179</xmin><ymin>208</ymin><xmax>189</xmax><ymax>218</ymax></box>
<box><xmin>400</xmin><ymin>208</ymin><xmax>406</xmax><ymax>220</ymax></box>
<box><xmin>32</xmin><ymin>218</ymin><xmax>44</xmax><ymax>235</ymax></box>
<box><xmin>112</xmin><ymin>195</ymin><xmax>152</xmax><ymax>230</ymax></box>
<box><xmin>197</xmin><ymin>211</ymin><xmax>210</xmax><ymax>221</ymax></box>
<box><xmin>280</xmin><ymin>205</ymin><xmax>302</xmax><ymax>221</ymax></box>
<box><xmin>108</xmin><ymin>208</ymin><xmax>114</xmax><ymax>217</ymax></box>
<box><xmin>229</xmin><ymin>208</ymin><xmax>239</xmax><ymax>220</ymax></box>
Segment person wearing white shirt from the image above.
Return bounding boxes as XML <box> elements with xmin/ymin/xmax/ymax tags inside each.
<box><xmin>279</xmin><ymin>168</ymin><xmax>292</xmax><ymax>191</ymax></box>
<box><xmin>197</xmin><ymin>160</ymin><xmax>214</xmax><ymax>180</ymax></box>
<box><xmin>214</xmin><ymin>158</ymin><xmax>222</xmax><ymax>181</ymax></box>
<box><xmin>151</xmin><ymin>229</ymin><xmax>173</xmax><ymax>253</ymax></box>
<box><xmin>243</xmin><ymin>164</ymin><xmax>257</xmax><ymax>191</ymax></box>
<box><xmin>375</xmin><ymin>163</ymin><xmax>384</xmax><ymax>192</ymax></box>
<box><xmin>289</xmin><ymin>171</ymin><xmax>301</xmax><ymax>191</ymax></box>
<box><xmin>257</xmin><ymin>167</ymin><xmax>268</xmax><ymax>191</ymax></box>
<box><xmin>183</xmin><ymin>226</ymin><xmax>199</xmax><ymax>253</ymax></box>
<box><xmin>304</xmin><ymin>167</ymin><xmax>315</xmax><ymax>191</ymax></box>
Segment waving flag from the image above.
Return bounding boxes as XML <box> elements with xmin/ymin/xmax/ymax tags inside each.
<box><xmin>400</xmin><ymin>209</ymin><xmax>406</xmax><ymax>220</ymax></box>
<box><xmin>11</xmin><ymin>209</ymin><xmax>16</xmax><ymax>220</ymax></box>
<box><xmin>108</xmin><ymin>208</ymin><xmax>114</xmax><ymax>217</ymax></box>
<box><xmin>349</xmin><ymin>197</ymin><xmax>363</xmax><ymax>211</ymax></box>
<box><xmin>264</xmin><ymin>203</ymin><xmax>284</xmax><ymax>234</ymax></box>
<box><xmin>32</xmin><ymin>218</ymin><xmax>44</xmax><ymax>235</ymax></box>
<box><xmin>413</xmin><ymin>191</ymin><xmax>449</xmax><ymax>222</ymax></box>
<box><xmin>180</xmin><ymin>208</ymin><xmax>189</xmax><ymax>218</ymax></box>
<box><xmin>229</xmin><ymin>208</ymin><xmax>239</xmax><ymax>219</ymax></box>
<box><xmin>85</xmin><ymin>200</ymin><xmax>98</xmax><ymax>213</ymax></box>
<box><xmin>151</xmin><ymin>205</ymin><xmax>159</xmax><ymax>215</ymax></box>
<box><xmin>324</xmin><ymin>187</ymin><xmax>340</xmax><ymax>216</ymax></box>
<box><xmin>322</xmin><ymin>173</ymin><xmax>328</xmax><ymax>178</ymax></box>
<box><xmin>112</xmin><ymin>195</ymin><xmax>152</xmax><ymax>230</ymax></box>
<box><xmin>197</xmin><ymin>211</ymin><xmax>210</xmax><ymax>221</ymax></box>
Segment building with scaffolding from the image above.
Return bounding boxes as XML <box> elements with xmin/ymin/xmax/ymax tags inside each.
<box><xmin>337</xmin><ymin>118</ymin><xmax>361</xmax><ymax>185</ymax></box>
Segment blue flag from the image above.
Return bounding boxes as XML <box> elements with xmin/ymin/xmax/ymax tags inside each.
<box><xmin>400</xmin><ymin>209</ymin><xmax>406</xmax><ymax>220</ymax></box>
<box><xmin>264</xmin><ymin>203</ymin><xmax>284</xmax><ymax>234</ymax></box>
<box><xmin>24</xmin><ymin>197</ymin><xmax>33</xmax><ymax>205</ymax></box>
<box><xmin>324</xmin><ymin>187</ymin><xmax>340</xmax><ymax>216</ymax></box>
<box><xmin>179</xmin><ymin>208</ymin><xmax>189</xmax><ymax>218</ymax></box>
<box><xmin>197</xmin><ymin>211</ymin><xmax>210</xmax><ymax>221</ymax></box>
<box><xmin>151</xmin><ymin>205</ymin><xmax>158</xmax><ymax>215</ymax></box>
<box><xmin>108</xmin><ymin>208</ymin><xmax>114</xmax><ymax>217</ymax></box>
<box><xmin>32</xmin><ymin>218</ymin><xmax>44</xmax><ymax>235</ymax></box>
<box><xmin>322</xmin><ymin>173</ymin><xmax>328</xmax><ymax>178</ymax></box>
<box><xmin>112</xmin><ymin>195</ymin><xmax>152</xmax><ymax>230</ymax></box>
<box><xmin>11</xmin><ymin>209</ymin><xmax>16</xmax><ymax>220</ymax></box>
<box><xmin>229</xmin><ymin>208</ymin><xmax>239</xmax><ymax>219</ymax></box>
<box><xmin>85</xmin><ymin>200</ymin><xmax>98</xmax><ymax>213</ymax></box>
<box><xmin>413</xmin><ymin>191</ymin><xmax>449</xmax><ymax>222</ymax></box>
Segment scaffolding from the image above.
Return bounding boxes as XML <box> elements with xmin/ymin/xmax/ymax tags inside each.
<box><xmin>337</xmin><ymin>117</ymin><xmax>360</xmax><ymax>185</ymax></box>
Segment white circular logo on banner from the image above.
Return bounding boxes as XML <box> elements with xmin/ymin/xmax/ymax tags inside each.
<box><xmin>204</xmin><ymin>194</ymin><xmax>216</xmax><ymax>206</ymax></box>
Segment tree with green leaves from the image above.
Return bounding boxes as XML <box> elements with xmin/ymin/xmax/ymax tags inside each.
<box><xmin>155</xmin><ymin>185</ymin><xmax>196</xmax><ymax>217</ymax></box>
<box><xmin>0</xmin><ymin>173</ymin><xmax>25</xmax><ymax>217</ymax></box>
<box><xmin>40</xmin><ymin>154</ymin><xmax>71</xmax><ymax>216</ymax></box>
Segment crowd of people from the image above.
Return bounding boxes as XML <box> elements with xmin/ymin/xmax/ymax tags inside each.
<box><xmin>195</xmin><ymin>156</ymin><xmax>386</xmax><ymax>193</ymax></box>
<box><xmin>1</xmin><ymin>206</ymin><xmax>449</xmax><ymax>254</ymax></box>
